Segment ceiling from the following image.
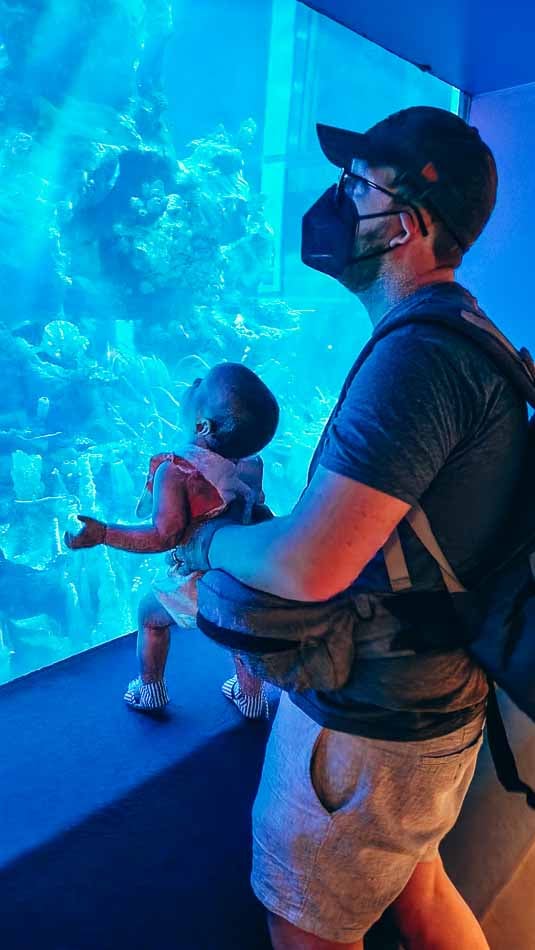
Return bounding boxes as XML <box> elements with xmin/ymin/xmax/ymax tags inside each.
<box><xmin>300</xmin><ymin>0</ymin><xmax>535</xmax><ymax>97</ymax></box>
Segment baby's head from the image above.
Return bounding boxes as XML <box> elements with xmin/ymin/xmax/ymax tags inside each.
<box><xmin>182</xmin><ymin>362</ymin><xmax>279</xmax><ymax>459</ymax></box>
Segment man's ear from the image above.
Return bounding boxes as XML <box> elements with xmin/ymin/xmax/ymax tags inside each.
<box><xmin>389</xmin><ymin>211</ymin><xmax>417</xmax><ymax>248</ymax></box>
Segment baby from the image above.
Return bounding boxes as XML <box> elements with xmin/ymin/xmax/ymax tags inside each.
<box><xmin>64</xmin><ymin>362</ymin><xmax>279</xmax><ymax>718</ymax></box>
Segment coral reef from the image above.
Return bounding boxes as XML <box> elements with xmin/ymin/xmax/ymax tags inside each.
<box><xmin>0</xmin><ymin>0</ymin><xmax>334</xmax><ymax>682</ymax></box>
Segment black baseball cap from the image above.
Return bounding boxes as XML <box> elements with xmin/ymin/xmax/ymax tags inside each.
<box><xmin>317</xmin><ymin>106</ymin><xmax>497</xmax><ymax>252</ymax></box>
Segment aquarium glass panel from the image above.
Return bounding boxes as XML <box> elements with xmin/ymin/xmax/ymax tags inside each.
<box><xmin>0</xmin><ymin>0</ymin><xmax>458</xmax><ymax>683</ymax></box>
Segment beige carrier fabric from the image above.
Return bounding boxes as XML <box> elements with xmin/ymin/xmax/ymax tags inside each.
<box><xmin>382</xmin><ymin>528</ymin><xmax>411</xmax><ymax>592</ymax></box>
<box><xmin>383</xmin><ymin>506</ymin><xmax>466</xmax><ymax>595</ymax></box>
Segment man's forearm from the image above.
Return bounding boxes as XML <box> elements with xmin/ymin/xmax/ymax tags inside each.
<box><xmin>208</xmin><ymin>516</ymin><xmax>315</xmax><ymax>601</ymax></box>
<box><xmin>104</xmin><ymin>523</ymin><xmax>176</xmax><ymax>554</ymax></box>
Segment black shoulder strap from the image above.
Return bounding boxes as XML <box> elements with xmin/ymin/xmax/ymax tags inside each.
<box><xmin>308</xmin><ymin>289</ymin><xmax>535</xmax><ymax>485</ymax></box>
<box><xmin>372</xmin><ymin>307</ymin><xmax>535</xmax><ymax>406</ymax></box>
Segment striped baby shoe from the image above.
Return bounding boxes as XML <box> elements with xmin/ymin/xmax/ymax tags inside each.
<box><xmin>221</xmin><ymin>674</ymin><xmax>269</xmax><ymax>720</ymax></box>
<box><xmin>124</xmin><ymin>676</ymin><xmax>170</xmax><ymax>711</ymax></box>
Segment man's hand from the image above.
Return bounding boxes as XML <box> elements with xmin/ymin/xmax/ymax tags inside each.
<box><xmin>64</xmin><ymin>515</ymin><xmax>107</xmax><ymax>550</ymax></box>
<box><xmin>175</xmin><ymin>503</ymin><xmax>275</xmax><ymax>575</ymax></box>
<box><xmin>176</xmin><ymin>513</ymin><xmax>239</xmax><ymax>575</ymax></box>
<box><xmin>176</xmin><ymin>519</ymin><xmax>226</xmax><ymax>575</ymax></box>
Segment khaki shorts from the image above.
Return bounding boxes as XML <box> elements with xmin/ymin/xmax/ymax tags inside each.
<box><xmin>251</xmin><ymin>692</ymin><xmax>485</xmax><ymax>943</ymax></box>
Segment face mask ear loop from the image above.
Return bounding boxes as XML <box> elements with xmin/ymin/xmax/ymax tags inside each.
<box><xmin>361</xmin><ymin>206</ymin><xmax>429</xmax><ymax>238</ymax></box>
<box><xmin>341</xmin><ymin>168</ymin><xmax>429</xmax><ymax>238</ymax></box>
<box><xmin>390</xmin><ymin>170</ymin><xmax>429</xmax><ymax>238</ymax></box>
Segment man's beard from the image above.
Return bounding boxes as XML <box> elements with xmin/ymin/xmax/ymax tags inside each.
<box><xmin>339</xmin><ymin>224</ymin><xmax>391</xmax><ymax>293</ymax></box>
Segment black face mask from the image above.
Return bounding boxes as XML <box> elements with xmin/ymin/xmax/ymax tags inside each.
<box><xmin>301</xmin><ymin>184</ymin><xmax>404</xmax><ymax>279</ymax></box>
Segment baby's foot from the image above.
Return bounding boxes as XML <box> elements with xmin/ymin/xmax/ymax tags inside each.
<box><xmin>221</xmin><ymin>674</ymin><xmax>269</xmax><ymax>720</ymax></box>
<box><xmin>124</xmin><ymin>676</ymin><xmax>170</xmax><ymax>712</ymax></box>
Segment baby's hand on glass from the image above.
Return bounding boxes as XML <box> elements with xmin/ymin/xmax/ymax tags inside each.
<box><xmin>64</xmin><ymin>515</ymin><xmax>106</xmax><ymax>550</ymax></box>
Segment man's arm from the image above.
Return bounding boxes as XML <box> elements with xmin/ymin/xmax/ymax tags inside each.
<box><xmin>65</xmin><ymin>461</ymin><xmax>189</xmax><ymax>554</ymax></box>
<box><xmin>207</xmin><ymin>464</ymin><xmax>410</xmax><ymax>601</ymax></box>
<box><xmin>182</xmin><ymin>329</ymin><xmax>469</xmax><ymax>598</ymax></box>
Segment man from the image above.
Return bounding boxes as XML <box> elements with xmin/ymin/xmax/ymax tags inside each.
<box><xmin>180</xmin><ymin>107</ymin><xmax>525</xmax><ymax>948</ymax></box>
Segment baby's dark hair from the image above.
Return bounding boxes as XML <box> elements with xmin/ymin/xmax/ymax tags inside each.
<box><xmin>206</xmin><ymin>363</ymin><xmax>279</xmax><ymax>460</ymax></box>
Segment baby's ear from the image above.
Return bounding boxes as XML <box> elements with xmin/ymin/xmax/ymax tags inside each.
<box><xmin>196</xmin><ymin>417</ymin><xmax>215</xmax><ymax>437</ymax></box>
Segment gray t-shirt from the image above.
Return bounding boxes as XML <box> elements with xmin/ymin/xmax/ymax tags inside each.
<box><xmin>292</xmin><ymin>284</ymin><xmax>528</xmax><ymax>740</ymax></box>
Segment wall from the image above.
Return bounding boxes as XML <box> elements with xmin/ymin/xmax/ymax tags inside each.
<box><xmin>460</xmin><ymin>83</ymin><xmax>535</xmax><ymax>350</ymax></box>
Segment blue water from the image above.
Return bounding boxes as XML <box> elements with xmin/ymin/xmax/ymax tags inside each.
<box><xmin>0</xmin><ymin>0</ymin><xmax>456</xmax><ymax>683</ymax></box>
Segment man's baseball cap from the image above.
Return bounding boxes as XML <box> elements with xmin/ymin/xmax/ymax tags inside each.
<box><xmin>316</xmin><ymin>106</ymin><xmax>497</xmax><ymax>252</ymax></box>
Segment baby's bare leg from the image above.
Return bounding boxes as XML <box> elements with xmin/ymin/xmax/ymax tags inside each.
<box><xmin>234</xmin><ymin>653</ymin><xmax>264</xmax><ymax>696</ymax></box>
<box><xmin>124</xmin><ymin>592</ymin><xmax>174</xmax><ymax>710</ymax></box>
<box><xmin>221</xmin><ymin>654</ymin><xmax>269</xmax><ymax>719</ymax></box>
<box><xmin>137</xmin><ymin>591</ymin><xmax>174</xmax><ymax>683</ymax></box>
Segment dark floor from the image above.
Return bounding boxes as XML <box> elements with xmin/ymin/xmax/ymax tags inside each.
<box><xmin>0</xmin><ymin>629</ymin><xmax>401</xmax><ymax>949</ymax></box>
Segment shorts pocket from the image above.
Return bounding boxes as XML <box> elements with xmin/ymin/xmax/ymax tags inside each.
<box><xmin>412</xmin><ymin>730</ymin><xmax>484</xmax><ymax>785</ymax></box>
<box><xmin>417</xmin><ymin>730</ymin><xmax>483</xmax><ymax>762</ymax></box>
<box><xmin>309</xmin><ymin>729</ymin><xmax>358</xmax><ymax>816</ymax></box>
<box><xmin>365</xmin><ymin>724</ymin><xmax>484</xmax><ymax>782</ymax></box>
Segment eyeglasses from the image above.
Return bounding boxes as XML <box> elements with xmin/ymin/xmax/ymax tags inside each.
<box><xmin>337</xmin><ymin>169</ymin><xmax>429</xmax><ymax>238</ymax></box>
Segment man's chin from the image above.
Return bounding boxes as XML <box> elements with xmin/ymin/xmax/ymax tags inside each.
<box><xmin>339</xmin><ymin>260</ymin><xmax>381</xmax><ymax>294</ymax></box>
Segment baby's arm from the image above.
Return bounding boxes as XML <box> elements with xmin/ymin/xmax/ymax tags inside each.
<box><xmin>65</xmin><ymin>461</ymin><xmax>189</xmax><ymax>554</ymax></box>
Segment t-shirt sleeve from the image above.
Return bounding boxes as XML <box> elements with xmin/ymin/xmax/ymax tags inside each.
<box><xmin>319</xmin><ymin>328</ymin><xmax>473</xmax><ymax>507</ymax></box>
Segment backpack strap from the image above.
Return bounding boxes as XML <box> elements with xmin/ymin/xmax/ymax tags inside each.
<box><xmin>460</xmin><ymin>308</ymin><xmax>533</xmax><ymax>367</ymax></box>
